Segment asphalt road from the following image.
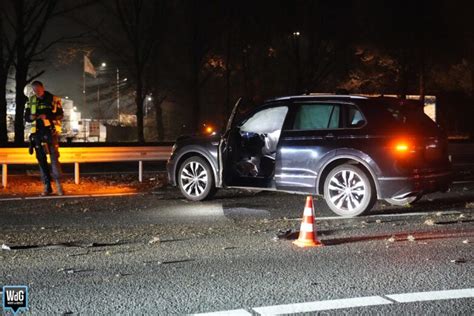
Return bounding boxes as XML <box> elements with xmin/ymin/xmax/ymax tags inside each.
<box><xmin>0</xmin><ymin>183</ymin><xmax>473</xmax><ymax>315</ymax></box>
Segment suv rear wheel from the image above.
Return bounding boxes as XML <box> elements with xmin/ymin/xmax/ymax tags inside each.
<box><xmin>178</xmin><ymin>156</ymin><xmax>216</xmax><ymax>201</ymax></box>
<box><xmin>323</xmin><ymin>164</ymin><xmax>376</xmax><ymax>217</ymax></box>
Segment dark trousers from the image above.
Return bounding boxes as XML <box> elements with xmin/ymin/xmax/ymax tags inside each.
<box><xmin>34</xmin><ymin>128</ymin><xmax>61</xmax><ymax>186</ymax></box>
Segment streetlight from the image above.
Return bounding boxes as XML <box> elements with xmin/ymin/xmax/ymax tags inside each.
<box><xmin>292</xmin><ymin>31</ymin><xmax>302</xmax><ymax>92</ymax></box>
<box><xmin>96</xmin><ymin>62</ymin><xmax>107</xmax><ymax>119</ymax></box>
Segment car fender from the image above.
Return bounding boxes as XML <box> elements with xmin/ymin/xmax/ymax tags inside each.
<box><xmin>316</xmin><ymin>148</ymin><xmax>382</xmax><ymax>198</ymax></box>
<box><xmin>172</xmin><ymin>145</ymin><xmax>220</xmax><ymax>187</ymax></box>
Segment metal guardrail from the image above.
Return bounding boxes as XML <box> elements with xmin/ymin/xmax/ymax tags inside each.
<box><xmin>0</xmin><ymin>146</ymin><xmax>173</xmax><ymax>188</ymax></box>
<box><xmin>1</xmin><ymin>143</ymin><xmax>473</xmax><ymax>189</ymax></box>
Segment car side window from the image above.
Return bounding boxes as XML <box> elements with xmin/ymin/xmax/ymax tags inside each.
<box><xmin>346</xmin><ymin>105</ymin><xmax>366</xmax><ymax>128</ymax></box>
<box><xmin>240</xmin><ymin>106</ymin><xmax>289</xmax><ymax>134</ymax></box>
<box><xmin>293</xmin><ymin>104</ymin><xmax>340</xmax><ymax>130</ymax></box>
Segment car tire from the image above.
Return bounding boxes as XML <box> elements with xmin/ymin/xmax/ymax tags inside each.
<box><xmin>323</xmin><ymin>164</ymin><xmax>376</xmax><ymax>217</ymax></box>
<box><xmin>178</xmin><ymin>156</ymin><xmax>217</xmax><ymax>201</ymax></box>
<box><xmin>384</xmin><ymin>194</ymin><xmax>423</xmax><ymax>206</ymax></box>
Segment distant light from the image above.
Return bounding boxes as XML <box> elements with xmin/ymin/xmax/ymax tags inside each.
<box><xmin>73</xmin><ymin>106</ymin><xmax>77</xmax><ymax>111</ymax></box>
<box><xmin>65</xmin><ymin>96</ymin><xmax>69</xmax><ymax>99</ymax></box>
<box><xmin>147</xmin><ymin>96</ymin><xmax>152</xmax><ymax>101</ymax></box>
<box><xmin>101</xmin><ymin>62</ymin><xmax>107</xmax><ymax>67</ymax></box>
<box><xmin>293</xmin><ymin>31</ymin><xmax>300</xmax><ymax>37</ymax></box>
<box><xmin>123</xmin><ymin>78</ymin><xmax>128</xmax><ymax>82</ymax></box>
<box><xmin>204</xmin><ymin>125</ymin><xmax>214</xmax><ymax>134</ymax></box>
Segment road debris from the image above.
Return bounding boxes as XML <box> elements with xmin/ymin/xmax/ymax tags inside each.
<box><xmin>1</xmin><ymin>243</ymin><xmax>11</xmax><ymax>250</ymax></box>
<box><xmin>407</xmin><ymin>235</ymin><xmax>416</xmax><ymax>242</ymax></box>
<box><xmin>222</xmin><ymin>246</ymin><xmax>237</xmax><ymax>250</ymax></box>
<box><xmin>273</xmin><ymin>229</ymin><xmax>294</xmax><ymax>241</ymax></box>
<box><xmin>424</xmin><ymin>219</ymin><xmax>435</xmax><ymax>226</ymax></box>
<box><xmin>387</xmin><ymin>236</ymin><xmax>396</xmax><ymax>243</ymax></box>
<box><xmin>148</xmin><ymin>236</ymin><xmax>161</xmax><ymax>245</ymax></box>
<box><xmin>450</xmin><ymin>258</ymin><xmax>467</xmax><ymax>264</ymax></box>
<box><xmin>160</xmin><ymin>258</ymin><xmax>195</xmax><ymax>265</ymax></box>
<box><xmin>58</xmin><ymin>268</ymin><xmax>94</xmax><ymax>274</ymax></box>
<box><xmin>462</xmin><ymin>239</ymin><xmax>469</xmax><ymax>244</ymax></box>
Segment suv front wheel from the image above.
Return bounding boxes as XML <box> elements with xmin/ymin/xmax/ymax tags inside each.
<box><xmin>178</xmin><ymin>156</ymin><xmax>216</xmax><ymax>201</ymax></box>
<box><xmin>323</xmin><ymin>164</ymin><xmax>376</xmax><ymax>217</ymax></box>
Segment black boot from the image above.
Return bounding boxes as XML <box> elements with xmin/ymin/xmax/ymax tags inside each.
<box><xmin>55</xmin><ymin>180</ymin><xmax>64</xmax><ymax>196</ymax></box>
<box><xmin>41</xmin><ymin>183</ymin><xmax>53</xmax><ymax>196</ymax></box>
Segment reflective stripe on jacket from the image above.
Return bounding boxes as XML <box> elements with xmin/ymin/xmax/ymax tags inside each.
<box><xmin>25</xmin><ymin>92</ymin><xmax>63</xmax><ymax>134</ymax></box>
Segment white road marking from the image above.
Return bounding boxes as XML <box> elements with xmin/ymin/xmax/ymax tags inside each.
<box><xmin>252</xmin><ymin>296</ymin><xmax>392</xmax><ymax>315</ymax></box>
<box><xmin>386</xmin><ymin>288</ymin><xmax>474</xmax><ymax>303</ymax></box>
<box><xmin>191</xmin><ymin>309</ymin><xmax>252</xmax><ymax>316</ymax></box>
<box><xmin>194</xmin><ymin>288</ymin><xmax>474</xmax><ymax>315</ymax></box>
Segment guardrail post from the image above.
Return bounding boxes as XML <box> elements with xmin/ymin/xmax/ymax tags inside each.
<box><xmin>2</xmin><ymin>164</ymin><xmax>7</xmax><ymax>188</ymax></box>
<box><xmin>74</xmin><ymin>162</ymin><xmax>80</xmax><ymax>184</ymax></box>
<box><xmin>138</xmin><ymin>161</ymin><xmax>143</xmax><ymax>182</ymax></box>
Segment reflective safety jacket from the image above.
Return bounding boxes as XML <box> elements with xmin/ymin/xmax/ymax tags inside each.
<box><xmin>24</xmin><ymin>91</ymin><xmax>63</xmax><ymax>134</ymax></box>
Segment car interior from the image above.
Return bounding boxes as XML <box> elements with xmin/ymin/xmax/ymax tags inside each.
<box><xmin>226</xmin><ymin>106</ymin><xmax>289</xmax><ymax>187</ymax></box>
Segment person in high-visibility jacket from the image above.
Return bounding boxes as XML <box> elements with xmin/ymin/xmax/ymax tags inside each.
<box><xmin>24</xmin><ymin>80</ymin><xmax>64</xmax><ymax>196</ymax></box>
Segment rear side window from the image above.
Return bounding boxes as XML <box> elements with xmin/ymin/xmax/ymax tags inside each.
<box><xmin>381</xmin><ymin>104</ymin><xmax>438</xmax><ymax>131</ymax></box>
<box><xmin>293</xmin><ymin>104</ymin><xmax>340</xmax><ymax>130</ymax></box>
<box><xmin>347</xmin><ymin>105</ymin><xmax>366</xmax><ymax>128</ymax></box>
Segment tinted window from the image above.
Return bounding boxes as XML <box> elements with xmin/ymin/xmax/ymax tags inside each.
<box><xmin>293</xmin><ymin>104</ymin><xmax>340</xmax><ymax>130</ymax></box>
<box><xmin>347</xmin><ymin>105</ymin><xmax>366</xmax><ymax>128</ymax></box>
<box><xmin>380</xmin><ymin>103</ymin><xmax>438</xmax><ymax>131</ymax></box>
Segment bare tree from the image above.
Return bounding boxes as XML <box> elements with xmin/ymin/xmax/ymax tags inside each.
<box><xmin>95</xmin><ymin>0</ymin><xmax>163</xmax><ymax>143</ymax></box>
<box><xmin>0</xmin><ymin>1</ymin><xmax>15</xmax><ymax>144</ymax></box>
<box><xmin>6</xmin><ymin>0</ymin><xmax>95</xmax><ymax>144</ymax></box>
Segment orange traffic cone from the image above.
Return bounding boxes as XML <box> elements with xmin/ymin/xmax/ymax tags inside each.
<box><xmin>293</xmin><ymin>196</ymin><xmax>322</xmax><ymax>248</ymax></box>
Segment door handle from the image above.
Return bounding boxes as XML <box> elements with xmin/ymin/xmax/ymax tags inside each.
<box><xmin>325</xmin><ymin>133</ymin><xmax>336</xmax><ymax>140</ymax></box>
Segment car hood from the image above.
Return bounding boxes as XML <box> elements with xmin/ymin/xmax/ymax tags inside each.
<box><xmin>176</xmin><ymin>133</ymin><xmax>221</xmax><ymax>147</ymax></box>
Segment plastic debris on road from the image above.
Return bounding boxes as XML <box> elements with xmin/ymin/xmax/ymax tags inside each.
<box><xmin>1</xmin><ymin>243</ymin><xmax>11</xmax><ymax>250</ymax></box>
<box><xmin>148</xmin><ymin>236</ymin><xmax>161</xmax><ymax>245</ymax></box>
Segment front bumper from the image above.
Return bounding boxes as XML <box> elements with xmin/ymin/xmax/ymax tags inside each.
<box><xmin>377</xmin><ymin>170</ymin><xmax>452</xmax><ymax>199</ymax></box>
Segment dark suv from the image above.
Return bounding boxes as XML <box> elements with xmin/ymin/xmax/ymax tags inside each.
<box><xmin>167</xmin><ymin>95</ymin><xmax>452</xmax><ymax>217</ymax></box>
